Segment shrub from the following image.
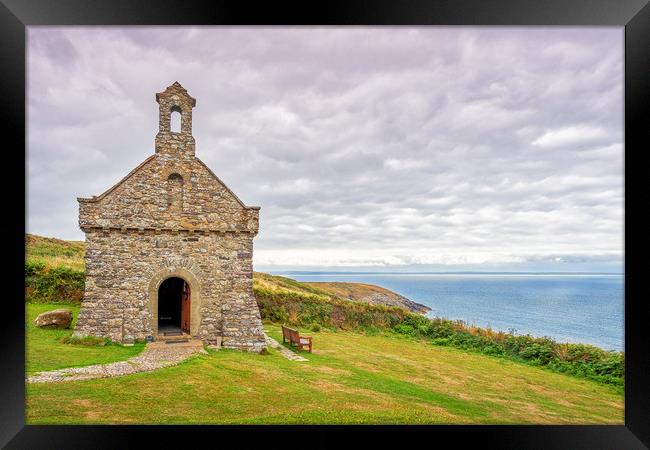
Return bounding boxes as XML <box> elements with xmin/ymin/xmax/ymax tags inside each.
<box><xmin>430</xmin><ymin>337</ymin><xmax>451</xmax><ymax>346</ymax></box>
<box><xmin>482</xmin><ymin>343</ymin><xmax>506</xmax><ymax>356</ymax></box>
<box><xmin>25</xmin><ymin>262</ymin><xmax>85</xmax><ymax>304</ymax></box>
<box><xmin>361</xmin><ymin>326</ymin><xmax>380</xmax><ymax>336</ymax></box>
<box><xmin>427</xmin><ymin>318</ymin><xmax>455</xmax><ymax>338</ymax></box>
<box><xmin>60</xmin><ymin>335</ymin><xmax>110</xmax><ymax>346</ymax></box>
<box><xmin>310</xmin><ymin>323</ymin><xmax>321</xmax><ymax>332</ymax></box>
<box><xmin>519</xmin><ymin>342</ymin><xmax>554</xmax><ymax>365</ymax></box>
<box><xmin>393</xmin><ymin>324</ymin><xmax>415</xmax><ymax>335</ymax></box>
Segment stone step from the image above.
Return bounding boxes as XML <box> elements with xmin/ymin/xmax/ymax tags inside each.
<box><xmin>163</xmin><ymin>331</ymin><xmax>183</xmax><ymax>336</ymax></box>
<box><xmin>148</xmin><ymin>338</ymin><xmax>204</xmax><ymax>349</ymax></box>
<box><xmin>156</xmin><ymin>333</ymin><xmax>192</xmax><ymax>341</ymax></box>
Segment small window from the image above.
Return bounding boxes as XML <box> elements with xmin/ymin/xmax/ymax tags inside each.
<box><xmin>167</xmin><ymin>173</ymin><xmax>184</xmax><ymax>208</ymax></box>
<box><xmin>170</xmin><ymin>106</ymin><xmax>181</xmax><ymax>133</ymax></box>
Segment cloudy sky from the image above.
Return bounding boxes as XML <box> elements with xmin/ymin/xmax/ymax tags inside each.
<box><xmin>27</xmin><ymin>27</ymin><xmax>624</xmax><ymax>272</ymax></box>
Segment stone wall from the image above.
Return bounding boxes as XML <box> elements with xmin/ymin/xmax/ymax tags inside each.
<box><xmin>74</xmin><ymin>229</ymin><xmax>266</xmax><ymax>352</ymax></box>
<box><xmin>78</xmin><ymin>155</ymin><xmax>259</xmax><ymax>233</ymax></box>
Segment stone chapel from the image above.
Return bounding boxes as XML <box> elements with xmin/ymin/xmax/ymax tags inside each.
<box><xmin>73</xmin><ymin>82</ymin><xmax>266</xmax><ymax>352</ymax></box>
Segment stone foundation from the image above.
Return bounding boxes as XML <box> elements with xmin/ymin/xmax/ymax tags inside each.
<box><xmin>74</xmin><ymin>229</ymin><xmax>266</xmax><ymax>351</ymax></box>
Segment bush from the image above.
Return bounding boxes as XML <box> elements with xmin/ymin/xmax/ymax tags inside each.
<box><xmin>427</xmin><ymin>318</ymin><xmax>455</xmax><ymax>338</ymax></box>
<box><xmin>60</xmin><ymin>335</ymin><xmax>110</xmax><ymax>346</ymax></box>
<box><xmin>361</xmin><ymin>326</ymin><xmax>380</xmax><ymax>336</ymax></box>
<box><xmin>393</xmin><ymin>324</ymin><xmax>415</xmax><ymax>335</ymax></box>
<box><xmin>25</xmin><ymin>262</ymin><xmax>85</xmax><ymax>304</ymax></box>
<box><xmin>310</xmin><ymin>323</ymin><xmax>321</xmax><ymax>332</ymax></box>
<box><xmin>519</xmin><ymin>342</ymin><xmax>554</xmax><ymax>364</ymax></box>
<box><xmin>430</xmin><ymin>337</ymin><xmax>451</xmax><ymax>346</ymax></box>
<box><xmin>482</xmin><ymin>344</ymin><xmax>506</xmax><ymax>356</ymax></box>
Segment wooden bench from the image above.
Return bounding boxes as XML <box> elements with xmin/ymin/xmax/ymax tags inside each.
<box><xmin>281</xmin><ymin>325</ymin><xmax>312</xmax><ymax>353</ymax></box>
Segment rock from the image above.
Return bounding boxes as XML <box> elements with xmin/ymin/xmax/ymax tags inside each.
<box><xmin>34</xmin><ymin>309</ymin><xmax>73</xmax><ymax>329</ymax></box>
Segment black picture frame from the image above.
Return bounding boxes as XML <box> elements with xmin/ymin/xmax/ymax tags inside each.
<box><xmin>2</xmin><ymin>0</ymin><xmax>648</xmax><ymax>448</ymax></box>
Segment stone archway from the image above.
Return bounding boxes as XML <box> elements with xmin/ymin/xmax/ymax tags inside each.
<box><xmin>148</xmin><ymin>265</ymin><xmax>201</xmax><ymax>338</ymax></box>
<box><xmin>157</xmin><ymin>276</ymin><xmax>190</xmax><ymax>335</ymax></box>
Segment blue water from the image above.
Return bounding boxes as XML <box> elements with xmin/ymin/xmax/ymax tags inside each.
<box><xmin>271</xmin><ymin>272</ymin><xmax>624</xmax><ymax>351</ymax></box>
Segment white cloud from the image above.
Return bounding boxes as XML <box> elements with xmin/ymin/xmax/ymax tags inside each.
<box><xmin>532</xmin><ymin>125</ymin><xmax>609</xmax><ymax>149</ymax></box>
<box><xmin>383</xmin><ymin>158</ymin><xmax>428</xmax><ymax>170</ymax></box>
<box><xmin>27</xmin><ymin>27</ymin><xmax>623</xmax><ymax>269</ymax></box>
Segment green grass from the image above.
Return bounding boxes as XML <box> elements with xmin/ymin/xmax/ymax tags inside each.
<box><xmin>26</xmin><ymin>303</ymin><xmax>144</xmax><ymax>374</ymax></box>
<box><xmin>24</xmin><ymin>233</ymin><xmax>625</xmax><ymax>423</ymax></box>
<box><xmin>25</xmin><ymin>232</ymin><xmax>624</xmax><ymax>389</ymax></box>
<box><xmin>26</xmin><ymin>323</ymin><xmax>623</xmax><ymax>424</ymax></box>
<box><xmin>26</xmin><ymin>233</ymin><xmax>85</xmax><ymax>271</ymax></box>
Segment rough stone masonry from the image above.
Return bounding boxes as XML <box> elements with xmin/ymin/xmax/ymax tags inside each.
<box><xmin>73</xmin><ymin>82</ymin><xmax>267</xmax><ymax>352</ymax></box>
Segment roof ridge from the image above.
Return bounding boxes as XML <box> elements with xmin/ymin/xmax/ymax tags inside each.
<box><xmin>194</xmin><ymin>156</ymin><xmax>260</xmax><ymax>210</ymax></box>
<box><xmin>78</xmin><ymin>154</ymin><xmax>260</xmax><ymax>211</ymax></box>
<box><xmin>77</xmin><ymin>155</ymin><xmax>156</xmax><ymax>203</ymax></box>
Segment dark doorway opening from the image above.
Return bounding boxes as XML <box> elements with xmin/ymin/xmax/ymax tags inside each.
<box><xmin>158</xmin><ymin>277</ymin><xmax>187</xmax><ymax>335</ymax></box>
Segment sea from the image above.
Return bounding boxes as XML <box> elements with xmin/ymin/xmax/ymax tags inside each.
<box><xmin>270</xmin><ymin>272</ymin><xmax>624</xmax><ymax>352</ymax></box>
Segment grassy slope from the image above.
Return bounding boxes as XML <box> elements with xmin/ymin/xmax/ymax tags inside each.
<box><xmin>26</xmin><ymin>234</ymin><xmax>85</xmax><ymax>271</ymax></box>
<box><xmin>255</xmin><ymin>273</ymin><xmax>429</xmax><ymax>313</ymax></box>
<box><xmin>306</xmin><ymin>280</ymin><xmax>406</xmax><ymax>299</ymax></box>
<box><xmin>25</xmin><ymin>233</ymin><xmax>624</xmax><ymax>389</ymax></box>
<box><xmin>253</xmin><ymin>272</ymin><xmax>334</xmax><ymax>300</ymax></box>
<box><xmin>26</xmin><ymin>323</ymin><xmax>623</xmax><ymax>424</ymax></box>
<box><xmin>26</xmin><ymin>235</ymin><xmax>421</xmax><ymax>310</ymax></box>
<box><xmin>305</xmin><ymin>280</ymin><xmax>431</xmax><ymax>313</ymax></box>
<box><xmin>24</xmin><ymin>233</ymin><xmax>623</xmax><ymax>423</ymax></box>
<box><xmin>26</xmin><ymin>303</ymin><xmax>145</xmax><ymax>374</ymax></box>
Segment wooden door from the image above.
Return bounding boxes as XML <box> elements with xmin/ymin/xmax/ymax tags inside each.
<box><xmin>181</xmin><ymin>281</ymin><xmax>191</xmax><ymax>334</ymax></box>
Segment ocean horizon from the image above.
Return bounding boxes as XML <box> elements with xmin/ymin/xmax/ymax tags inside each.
<box><xmin>269</xmin><ymin>271</ymin><xmax>624</xmax><ymax>352</ymax></box>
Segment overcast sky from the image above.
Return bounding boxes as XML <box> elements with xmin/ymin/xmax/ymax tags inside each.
<box><xmin>27</xmin><ymin>27</ymin><xmax>624</xmax><ymax>272</ymax></box>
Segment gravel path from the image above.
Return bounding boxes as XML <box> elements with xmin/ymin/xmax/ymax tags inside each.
<box><xmin>27</xmin><ymin>341</ymin><xmax>205</xmax><ymax>383</ymax></box>
<box><xmin>264</xmin><ymin>334</ymin><xmax>308</xmax><ymax>361</ymax></box>
<box><xmin>27</xmin><ymin>335</ymin><xmax>306</xmax><ymax>383</ymax></box>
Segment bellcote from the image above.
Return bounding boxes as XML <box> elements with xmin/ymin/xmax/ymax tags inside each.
<box><xmin>155</xmin><ymin>82</ymin><xmax>197</xmax><ymax>157</ymax></box>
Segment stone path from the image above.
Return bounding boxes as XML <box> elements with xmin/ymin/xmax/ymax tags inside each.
<box><xmin>27</xmin><ymin>340</ymin><xmax>206</xmax><ymax>383</ymax></box>
<box><xmin>264</xmin><ymin>334</ymin><xmax>308</xmax><ymax>361</ymax></box>
<box><xmin>27</xmin><ymin>335</ymin><xmax>307</xmax><ymax>383</ymax></box>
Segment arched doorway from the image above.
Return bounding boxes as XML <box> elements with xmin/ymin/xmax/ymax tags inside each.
<box><xmin>158</xmin><ymin>277</ymin><xmax>191</xmax><ymax>336</ymax></box>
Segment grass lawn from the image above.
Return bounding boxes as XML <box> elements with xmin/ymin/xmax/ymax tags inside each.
<box><xmin>26</xmin><ymin>303</ymin><xmax>145</xmax><ymax>374</ymax></box>
<box><xmin>26</xmin><ymin>320</ymin><xmax>623</xmax><ymax>424</ymax></box>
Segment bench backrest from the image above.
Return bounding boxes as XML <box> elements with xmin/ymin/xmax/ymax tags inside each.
<box><xmin>282</xmin><ymin>325</ymin><xmax>300</xmax><ymax>342</ymax></box>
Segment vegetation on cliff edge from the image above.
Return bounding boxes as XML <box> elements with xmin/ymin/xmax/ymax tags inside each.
<box><xmin>25</xmin><ymin>233</ymin><xmax>624</xmax><ymax>391</ymax></box>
